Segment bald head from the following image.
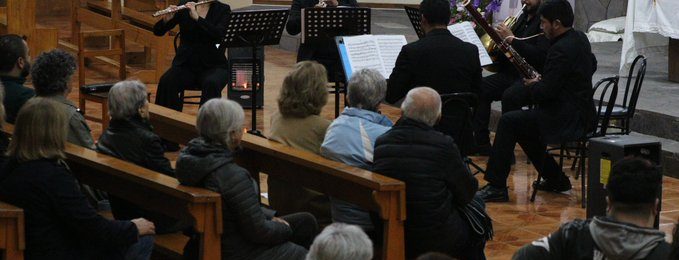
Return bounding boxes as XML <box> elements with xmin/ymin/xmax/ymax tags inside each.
<box><xmin>401</xmin><ymin>87</ymin><xmax>441</xmax><ymax>126</ymax></box>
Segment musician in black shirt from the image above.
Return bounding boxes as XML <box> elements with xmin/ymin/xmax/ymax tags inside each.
<box><xmin>286</xmin><ymin>0</ymin><xmax>359</xmax><ymax>81</ymax></box>
<box><xmin>153</xmin><ymin>0</ymin><xmax>231</xmax><ymax>112</ymax></box>
<box><xmin>473</xmin><ymin>0</ymin><xmax>549</xmax><ymax>153</ymax></box>
<box><xmin>478</xmin><ymin>0</ymin><xmax>597</xmax><ymax>202</ymax></box>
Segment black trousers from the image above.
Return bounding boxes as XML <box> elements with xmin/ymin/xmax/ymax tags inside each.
<box><xmin>484</xmin><ymin>109</ymin><xmax>564</xmax><ymax>188</ymax></box>
<box><xmin>155</xmin><ymin>64</ymin><xmax>230</xmax><ymax>111</ymax></box>
<box><xmin>473</xmin><ymin>71</ymin><xmax>524</xmax><ymax>145</ymax></box>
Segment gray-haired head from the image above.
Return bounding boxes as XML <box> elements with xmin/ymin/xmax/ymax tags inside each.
<box><xmin>197</xmin><ymin>98</ymin><xmax>244</xmax><ymax>150</ymax></box>
<box><xmin>347</xmin><ymin>69</ymin><xmax>387</xmax><ymax>112</ymax></box>
<box><xmin>306</xmin><ymin>223</ymin><xmax>373</xmax><ymax>260</ymax></box>
<box><xmin>401</xmin><ymin>87</ymin><xmax>441</xmax><ymax>126</ymax></box>
<box><xmin>108</xmin><ymin>80</ymin><xmax>148</xmax><ymax>120</ymax></box>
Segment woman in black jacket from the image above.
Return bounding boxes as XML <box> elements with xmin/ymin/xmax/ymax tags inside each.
<box><xmin>153</xmin><ymin>0</ymin><xmax>231</xmax><ymax>111</ymax></box>
<box><xmin>176</xmin><ymin>98</ymin><xmax>318</xmax><ymax>260</ymax></box>
<box><xmin>96</xmin><ymin>80</ymin><xmax>185</xmax><ymax>234</ymax></box>
<box><xmin>0</xmin><ymin>97</ymin><xmax>156</xmax><ymax>260</ymax></box>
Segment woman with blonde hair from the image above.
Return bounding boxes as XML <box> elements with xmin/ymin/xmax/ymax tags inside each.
<box><xmin>176</xmin><ymin>98</ymin><xmax>317</xmax><ymax>260</ymax></box>
<box><xmin>0</xmin><ymin>97</ymin><xmax>155</xmax><ymax>260</ymax></box>
<box><xmin>268</xmin><ymin>60</ymin><xmax>332</xmax><ymax>224</ymax></box>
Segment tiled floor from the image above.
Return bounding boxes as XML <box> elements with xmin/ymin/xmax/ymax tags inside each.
<box><xmin>31</xmin><ymin>17</ymin><xmax>679</xmax><ymax>259</ymax></box>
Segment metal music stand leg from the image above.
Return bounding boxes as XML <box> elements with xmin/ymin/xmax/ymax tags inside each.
<box><xmin>248</xmin><ymin>45</ymin><xmax>263</xmax><ymax>137</ymax></box>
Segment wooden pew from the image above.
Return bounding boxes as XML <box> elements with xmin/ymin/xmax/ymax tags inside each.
<box><xmin>0</xmin><ymin>202</ymin><xmax>24</xmax><ymax>260</ymax></box>
<box><xmin>1</xmin><ymin>124</ymin><xmax>222</xmax><ymax>260</ymax></box>
<box><xmin>148</xmin><ymin>104</ymin><xmax>407</xmax><ymax>260</ymax></box>
<box><xmin>0</xmin><ymin>0</ymin><xmax>59</xmax><ymax>56</ymax></box>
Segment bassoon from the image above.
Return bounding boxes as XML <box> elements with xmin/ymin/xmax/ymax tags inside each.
<box><xmin>461</xmin><ymin>0</ymin><xmax>541</xmax><ymax>79</ymax></box>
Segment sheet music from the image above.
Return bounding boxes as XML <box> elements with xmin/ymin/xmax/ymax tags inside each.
<box><xmin>447</xmin><ymin>22</ymin><xmax>493</xmax><ymax>66</ymax></box>
<box><xmin>374</xmin><ymin>35</ymin><xmax>407</xmax><ymax>79</ymax></box>
<box><xmin>342</xmin><ymin>35</ymin><xmax>386</xmax><ymax>77</ymax></box>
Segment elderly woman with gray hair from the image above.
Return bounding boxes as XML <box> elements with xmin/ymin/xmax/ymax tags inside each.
<box><xmin>306</xmin><ymin>223</ymin><xmax>373</xmax><ymax>260</ymax></box>
<box><xmin>176</xmin><ymin>98</ymin><xmax>318</xmax><ymax>260</ymax></box>
<box><xmin>268</xmin><ymin>61</ymin><xmax>332</xmax><ymax>225</ymax></box>
<box><xmin>320</xmin><ymin>68</ymin><xmax>392</xmax><ymax>238</ymax></box>
<box><xmin>96</xmin><ymin>80</ymin><xmax>182</xmax><ymax>234</ymax></box>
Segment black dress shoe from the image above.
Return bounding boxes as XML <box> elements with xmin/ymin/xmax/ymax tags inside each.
<box><xmin>534</xmin><ymin>175</ymin><xmax>572</xmax><ymax>193</ymax></box>
<box><xmin>477</xmin><ymin>184</ymin><xmax>509</xmax><ymax>202</ymax></box>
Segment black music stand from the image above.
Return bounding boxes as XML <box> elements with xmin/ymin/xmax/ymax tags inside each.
<box><xmin>222</xmin><ymin>9</ymin><xmax>289</xmax><ymax>137</ymax></box>
<box><xmin>302</xmin><ymin>7</ymin><xmax>371</xmax><ymax>117</ymax></box>
<box><xmin>404</xmin><ymin>6</ymin><xmax>425</xmax><ymax>39</ymax></box>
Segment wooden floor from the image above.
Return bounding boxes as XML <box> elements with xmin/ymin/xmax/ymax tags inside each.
<box><xmin>26</xmin><ymin>17</ymin><xmax>679</xmax><ymax>259</ymax></box>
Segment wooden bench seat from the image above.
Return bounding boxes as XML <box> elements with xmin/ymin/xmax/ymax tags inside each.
<box><xmin>2</xmin><ymin>124</ymin><xmax>222</xmax><ymax>260</ymax></box>
<box><xmin>148</xmin><ymin>104</ymin><xmax>407</xmax><ymax>260</ymax></box>
<box><xmin>0</xmin><ymin>201</ymin><xmax>24</xmax><ymax>260</ymax></box>
<box><xmin>154</xmin><ymin>232</ymin><xmax>189</xmax><ymax>259</ymax></box>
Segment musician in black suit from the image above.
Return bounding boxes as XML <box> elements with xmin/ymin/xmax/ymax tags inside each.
<box><xmin>286</xmin><ymin>0</ymin><xmax>359</xmax><ymax>81</ymax></box>
<box><xmin>153</xmin><ymin>0</ymin><xmax>231</xmax><ymax>112</ymax></box>
<box><xmin>477</xmin><ymin>0</ymin><xmax>597</xmax><ymax>202</ymax></box>
<box><xmin>385</xmin><ymin>0</ymin><xmax>481</xmax><ymax>104</ymax></box>
<box><xmin>472</xmin><ymin>0</ymin><xmax>549</xmax><ymax>152</ymax></box>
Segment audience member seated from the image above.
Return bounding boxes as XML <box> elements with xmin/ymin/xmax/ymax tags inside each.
<box><xmin>176</xmin><ymin>98</ymin><xmax>318</xmax><ymax>260</ymax></box>
<box><xmin>0</xmin><ymin>83</ymin><xmax>7</xmax><ymax>166</ymax></box>
<box><xmin>0</xmin><ymin>34</ymin><xmax>35</xmax><ymax>124</ymax></box>
<box><xmin>320</xmin><ymin>68</ymin><xmax>392</xmax><ymax>234</ymax></box>
<box><xmin>373</xmin><ymin>87</ymin><xmax>485</xmax><ymax>259</ymax></box>
<box><xmin>96</xmin><ymin>80</ymin><xmax>184</xmax><ymax>234</ymax></box>
<box><xmin>31</xmin><ymin>49</ymin><xmax>95</xmax><ymax>149</ymax></box>
<box><xmin>306</xmin><ymin>223</ymin><xmax>373</xmax><ymax>260</ymax></box>
<box><xmin>513</xmin><ymin>157</ymin><xmax>670</xmax><ymax>259</ymax></box>
<box><xmin>268</xmin><ymin>61</ymin><xmax>332</xmax><ymax>224</ymax></box>
<box><xmin>0</xmin><ymin>97</ymin><xmax>156</xmax><ymax>260</ymax></box>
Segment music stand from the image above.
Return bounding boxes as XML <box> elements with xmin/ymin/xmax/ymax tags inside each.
<box><xmin>404</xmin><ymin>6</ymin><xmax>425</xmax><ymax>39</ymax></box>
<box><xmin>222</xmin><ymin>9</ymin><xmax>289</xmax><ymax>136</ymax></box>
<box><xmin>302</xmin><ymin>7</ymin><xmax>371</xmax><ymax>117</ymax></box>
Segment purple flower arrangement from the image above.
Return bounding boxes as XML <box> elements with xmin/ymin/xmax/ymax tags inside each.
<box><xmin>450</xmin><ymin>0</ymin><xmax>503</xmax><ymax>25</ymax></box>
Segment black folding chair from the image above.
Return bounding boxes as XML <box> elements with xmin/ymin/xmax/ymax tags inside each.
<box><xmin>534</xmin><ymin>76</ymin><xmax>619</xmax><ymax>207</ymax></box>
<box><xmin>435</xmin><ymin>92</ymin><xmax>485</xmax><ymax>175</ymax></box>
<box><xmin>604</xmin><ymin>55</ymin><xmax>646</xmax><ymax>134</ymax></box>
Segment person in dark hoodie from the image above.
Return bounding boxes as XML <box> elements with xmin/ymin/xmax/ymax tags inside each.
<box><xmin>96</xmin><ymin>80</ymin><xmax>185</xmax><ymax>234</ymax></box>
<box><xmin>513</xmin><ymin>157</ymin><xmax>670</xmax><ymax>259</ymax></box>
<box><xmin>175</xmin><ymin>98</ymin><xmax>318</xmax><ymax>260</ymax></box>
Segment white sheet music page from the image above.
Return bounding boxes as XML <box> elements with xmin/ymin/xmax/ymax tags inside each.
<box><xmin>374</xmin><ymin>35</ymin><xmax>407</xmax><ymax>79</ymax></box>
<box><xmin>447</xmin><ymin>22</ymin><xmax>493</xmax><ymax>66</ymax></box>
<box><xmin>343</xmin><ymin>35</ymin><xmax>386</xmax><ymax>76</ymax></box>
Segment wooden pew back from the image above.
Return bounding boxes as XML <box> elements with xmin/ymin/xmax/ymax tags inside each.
<box><xmin>1</xmin><ymin>124</ymin><xmax>222</xmax><ymax>260</ymax></box>
<box><xmin>148</xmin><ymin>104</ymin><xmax>407</xmax><ymax>260</ymax></box>
<box><xmin>0</xmin><ymin>202</ymin><xmax>24</xmax><ymax>260</ymax></box>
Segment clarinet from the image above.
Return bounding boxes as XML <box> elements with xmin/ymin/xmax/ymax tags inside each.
<box><xmin>461</xmin><ymin>0</ymin><xmax>540</xmax><ymax>79</ymax></box>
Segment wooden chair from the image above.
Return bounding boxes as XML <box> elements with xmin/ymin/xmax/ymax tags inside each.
<box><xmin>148</xmin><ymin>104</ymin><xmax>407</xmax><ymax>260</ymax></box>
<box><xmin>77</xmin><ymin>29</ymin><xmax>126</xmax><ymax>130</ymax></box>
<box><xmin>0</xmin><ymin>201</ymin><xmax>24</xmax><ymax>260</ymax></box>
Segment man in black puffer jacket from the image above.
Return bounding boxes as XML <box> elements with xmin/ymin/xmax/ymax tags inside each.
<box><xmin>373</xmin><ymin>87</ymin><xmax>484</xmax><ymax>259</ymax></box>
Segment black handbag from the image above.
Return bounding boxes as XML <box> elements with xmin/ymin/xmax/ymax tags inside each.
<box><xmin>458</xmin><ymin>195</ymin><xmax>494</xmax><ymax>241</ymax></box>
